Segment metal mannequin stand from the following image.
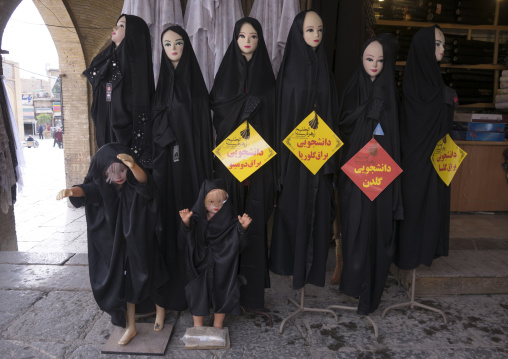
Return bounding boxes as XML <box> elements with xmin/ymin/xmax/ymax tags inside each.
<box><xmin>327</xmin><ymin>304</ymin><xmax>379</xmax><ymax>338</ymax></box>
<box><xmin>382</xmin><ymin>269</ymin><xmax>447</xmax><ymax>324</ymax></box>
<box><xmin>279</xmin><ymin>287</ymin><xmax>338</xmax><ymax>333</ymax></box>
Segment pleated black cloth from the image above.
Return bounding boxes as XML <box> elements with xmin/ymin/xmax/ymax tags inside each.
<box><xmin>270</xmin><ymin>10</ymin><xmax>339</xmax><ymax>290</ymax></box>
<box><xmin>69</xmin><ymin>143</ymin><xmax>167</xmax><ymax>327</ymax></box>
<box><xmin>210</xmin><ymin>17</ymin><xmax>275</xmax><ymax>309</ymax></box>
<box><xmin>152</xmin><ymin>26</ymin><xmax>213</xmax><ymax>311</ymax></box>
<box><xmin>83</xmin><ymin>14</ymin><xmax>154</xmax><ymax>168</ymax></box>
<box><xmin>338</xmin><ymin>34</ymin><xmax>403</xmax><ymax>315</ymax></box>
<box><xmin>181</xmin><ymin>179</ymin><xmax>248</xmax><ymax>316</ymax></box>
<box><xmin>394</xmin><ymin>26</ymin><xmax>456</xmax><ymax>270</ymax></box>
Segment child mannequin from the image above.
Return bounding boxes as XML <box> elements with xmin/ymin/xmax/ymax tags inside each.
<box><xmin>56</xmin><ymin>143</ymin><xmax>167</xmax><ymax>345</ymax></box>
<box><xmin>179</xmin><ymin>179</ymin><xmax>251</xmax><ymax>329</ymax></box>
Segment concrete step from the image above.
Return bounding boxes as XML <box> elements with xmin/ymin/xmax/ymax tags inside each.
<box><xmin>391</xmin><ymin>249</ymin><xmax>508</xmax><ymax>296</ymax></box>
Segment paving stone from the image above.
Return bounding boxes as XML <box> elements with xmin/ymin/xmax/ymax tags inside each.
<box><xmin>0</xmin><ymin>339</ymin><xmax>69</xmax><ymax>359</ymax></box>
<box><xmin>0</xmin><ymin>290</ymin><xmax>44</xmax><ymax>332</ymax></box>
<box><xmin>5</xmin><ymin>291</ymin><xmax>99</xmax><ymax>342</ymax></box>
<box><xmin>0</xmin><ymin>251</ymin><xmax>74</xmax><ymax>265</ymax></box>
<box><xmin>66</xmin><ymin>253</ymin><xmax>88</xmax><ymax>266</ymax></box>
<box><xmin>0</xmin><ymin>264</ymin><xmax>90</xmax><ymax>291</ymax></box>
<box><xmin>83</xmin><ymin>312</ymin><xmax>114</xmax><ymax>344</ymax></box>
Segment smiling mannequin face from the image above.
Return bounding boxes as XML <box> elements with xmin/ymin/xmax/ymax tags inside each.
<box><xmin>363</xmin><ymin>41</ymin><xmax>384</xmax><ymax>81</ymax></box>
<box><xmin>162</xmin><ymin>30</ymin><xmax>184</xmax><ymax>68</ymax></box>
<box><xmin>237</xmin><ymin>22</ymin><xmax>259</xmax><ymax>62</ymax></box>
<box><xmin>303</xmin><ymin>11</ymin><xmax>323</xmax><ymax>50</ymax></box>
<box><xmin>112</xmin><ymin>16</ymin><xmax>126</xmax><ymax>48</ymax></box>
<box><xmin>435</xmin><ymin>27</ymin><xmax>445</xmax><ymax>62</ymax></box>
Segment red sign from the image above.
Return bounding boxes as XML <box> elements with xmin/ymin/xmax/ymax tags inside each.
<box><xmin>341</xmin><ymin>138</ymin><xmax>402</xmax><ymax>201</ymax></box>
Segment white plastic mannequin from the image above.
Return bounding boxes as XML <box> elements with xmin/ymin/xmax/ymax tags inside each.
<box><xmin>237</xmin><ymin>22</ymin><xmax>259</xmax><ymax>61</ymax></box>
<box><xmin>162</xmin><ymin>30</ymin><xmax>184</xmax><ymax>68</ymax></box>
<box><xmin>362</xmin><ymin>41</ymin><xmax>384</xmax><ymax>82</ymax></box>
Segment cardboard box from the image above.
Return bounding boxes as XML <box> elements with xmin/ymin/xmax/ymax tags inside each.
<box><xmin>471</xmin><ymin>113</ymin><xmax>508</xmax><ymax>123</ymax></box>
<box><xmin>467</xmin><ymin>123</ymin><xmax>505</xmax><ymax>132</ymax></box>
<box><xmin>451</xmin><ymin>130</ymin><xmax>505</xmax><ymax>142</ymax></box>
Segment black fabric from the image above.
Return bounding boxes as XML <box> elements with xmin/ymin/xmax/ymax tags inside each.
<box><xmin>181</xmin><ymin>179</ymin><xmax>247</xmax><ymax>316</ymax></box>
<box><xmin>210</xmin><ymin>17</ymin><xmax>275</xmax><ymax>309</ymax></box>
<box><xmin>338</xmin><ymin>34</ymin><xmax>403</xmax><ymax>315</ymax></box>
<box><xmin>83</xmin><ymin>14</ymin><xmax>154</xmax><ymax>168</ymax></box>
<box><xmin>69</xmin><ymin>143</ymin><xmax>167</xmax><ymax>327</ymax></box>
<box><xmin>394</xmin><ymin>26</ymin><xmax>456</xmax><ymax>270</ymax></box>
<box><xmin>270</xmin><ymin>10</ymin><xmax>339</xmax><ymax>290</ymax></box>
<box><xmin>152</xmin><ymin>26</ymin><xmax>213</xmax><ymax>311</ymax></box>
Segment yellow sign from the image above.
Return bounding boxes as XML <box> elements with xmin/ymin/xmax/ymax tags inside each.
<box><xmin>213</xmin><ymin>121</ymin><xmax>276</xmax><ymax>182</ymax></box>
<box><xmin>283</xmin><ymin>111</ymin><xmax>343</xmax><ymax>175</ymax></box>
<box><xmin>430</xmin><ymin>134</ymin><xmax>467</xmax><ymax>186</ymax></box>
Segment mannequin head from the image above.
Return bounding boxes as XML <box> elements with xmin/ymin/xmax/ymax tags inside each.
<box><xmin>105</xmin><ymin>162</ymin><xmax>128</xmax><ymax>186</ymax></box>
<box><xmin>204</xmin><ymin>188</ymin><xmax>228</xmax><ymax>220</ymax></box>
<box><xmin>237</xmin><ymin>22</ymin><xmax>258</xmax><ymax>61</ymax></box>
<box><xmin>435</xmin><ymin>27</ymin><xmax>445</xmax><ymax>62</ymax></box>
<box><xmin>303</xmin><ymin>11</ymin><xmax>323</xmax><ymax>50</ymax></box>
<box><xmin>112</xmin><ymin>16</ymin><xmax>126</xmax><ymax>48</ymax></box>
<box><xmin>162</xmin><ymin>30</ymin><xmax>184</xmax><ymax>68</ymax></box>
<box><xmin>362</xmin><ymin>41</ymin><xmax>384</xmax><ymax>81</ymax></box>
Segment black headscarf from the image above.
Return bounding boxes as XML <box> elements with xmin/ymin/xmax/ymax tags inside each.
<box><xmin>69</xmin><ymin>143</ymin><xmax>167</xmax><ymax>327</ymax></box>
<box><xmin>83</xmin><ymin>14</ymin><xmax>154</xmax><ymax>167</ymax></box>
<box><xmin>337</xmin><ymin>34</ymin><xmax>403</xmax><ymax>315</ymax></box>
<box><xmin>210</xmin><ymin>17</ymin><xmax>275</xmax><ymax>309</ymax></box>
<box><xmin>395</xmin><ymin>25</ymin><xmax>456</xmax><ymax>270</ymax></box>
<box><xmin>151</xmin><ymin>25</ymin><xmax>213</xmax><ymax>311</ymax></box>
<box><xmin>182</xmin><ymin>179</ymin><xmax>246</xmax><ymax>316</ymax></box>
<box><xmin>269</xmin><ymin>10</ymin><xmax>338</xmax><ymax>290</ymax></box>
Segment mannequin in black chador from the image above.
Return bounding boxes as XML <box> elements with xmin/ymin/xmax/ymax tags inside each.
<box><xmin>179</xmin><ymin>179</ymin><xmax>252</xmax><ymax>329</ymax></box>
<box><xmin>56</xmin><ymin>143</ymin><xmax>167</xmax><ymax>345</ymax></box>
<box><xmin>83</xmin><ymin>15</ymin><xmax>154</xmax><ymax>167</ymax></box>
<box><xmin>394</xmin><ymin>26</ymin><xmax>456</xmax><ymax>271</ymax></box>
<box><xmin>338</xmin><ymin>34</ymin><xmax>403</xmax><ymax>315</ymax></box>
<box><xmin>270</xmin><ymin>10</ymin><xmax>339</xmax><ymax>291</ymax></box>
<box><xmin>152</xmin><ymin>25</ymin><xmax>213</xmax><ymax>312</ymax></box>
<box><xmin>210</xmin><ymin>17</ymin><xmax>275</xmax><ymax>310</ymax></box>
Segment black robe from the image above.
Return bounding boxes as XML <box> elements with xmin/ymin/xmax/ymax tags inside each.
<box><xmin>69</xmin><ymin>143</ymin><xmax>167</xmax><ymax>327</ymax></box>
<box><xmin>338</xmin><ymin>35</ymin><xmax>403</xmax><ymax>315</ymax></box>
<box><xmin>270</xmin><ymin>10</ymin><xmax>339</xmax><ymax>290</ymax></box>
<box><xmin>152</xmin><ymin>26</ymin><xmax>213</xmax><ymax>311</ymax></box>
<box><xmin>394</xmin><ymin>26</ymin><xmax>456</xmax><ymax>270</ymax></box>
<box><xmin>83</xmin><ymin>14</ymin><xmax>154</xmax><ymax>168</ymax></box>
<box><xmin>210</xmin><ymin>17</ymin><xmax>275</xmax><ymax>309</ymax></box>
<box><xmin>181</xmin><ymin>179</ymin><xmax>248</xmax><ymax>316</ymax></box>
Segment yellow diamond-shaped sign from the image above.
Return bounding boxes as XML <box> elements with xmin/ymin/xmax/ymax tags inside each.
<box><xmin>431</xmin><ymin>134</ymin><xmax>467</xmax><ymax>186</ymax></box>
<box><xmin>283</xmin><ymin>111</ymin><xmax>343</xmax><ymax>175</ymax></box>
<box><xmin>213</xmin><ymin>121</ymin><xmax>276</xmax><ymax>182</ymax></box>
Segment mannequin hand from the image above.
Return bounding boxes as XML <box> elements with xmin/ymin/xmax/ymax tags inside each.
<box><xmin>56</xmin><ymin>189</ymin><xmax>73</xmax><ymax>200</ymax></box>
<box><xmin>179</xmin><ymin>209</ymin><xmax>193</xmax><ymax>228</ymax></box>
<box><xmin>238</xmin><ymin>213</ymin><xmax>252</xmax><ymax>231</ymax></box>
<box><xmin>117</xmin><ymin>154</ymin><xmax>135</xmax><ymax>169</ymax></box>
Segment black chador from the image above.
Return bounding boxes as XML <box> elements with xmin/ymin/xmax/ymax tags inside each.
<box><xmin>270</xmin><ymin>10</ymin><xmax>339</xmax><ymax>290</ymax></box>
<box><xmin>181</xmin><ymin>179</ymin><xmax>248</xmax><ymax>316</ymax></box>
<box><xmin>152</xmin><ymin>26</ymin><xmax>214</xmax><ymax>311</ymax></box>
<box><xmin>395</xmin><ymin>26</ymin><xmax>456</xmax><ymax>270</ymax></box>
<box><xmin>338</xmin><ymin>35</ymin><xmax>403</xmax><ymax>315</ymax></box>
<box><xmin>210</xmin><ymin>17</ymin><xmax>275</xmax><ymax>309</ymax></box>
<box><xmin>83</xmin><ymin>14</ymin><xmax>154</xmax><ymax>167</ymax></box>
<box><xmin>69</xmin><ymin>143</ymin><xmax>167</xmax><ymax>327</ymax></box>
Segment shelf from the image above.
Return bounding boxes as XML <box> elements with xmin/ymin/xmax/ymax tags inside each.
<box><xmin>376</xmin><ymin>20</ymin><xmax>508</xmax><ymax>31</ymax></box>
<box><xmin>459</xmin><ymin>103</ymin><xmax>496</xmax><ymax>108</ymax></box>
<box><xmin>395</xmin><ymin>62</ymin><xmax>507</xmax><ymax>70</ymax></box>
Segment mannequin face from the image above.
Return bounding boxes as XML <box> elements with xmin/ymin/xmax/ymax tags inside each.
<box><xmin>303</xmin><ymin>11</ymin><xmax>323</xmax><ymax>50</ymax></box>
<box><xmin>112</xmin><ymin>16</ymin><xmax>126</xmax><ymax>48</ymax></box>
<box><xmin>237</xmin><ymin>22</ymin><xmax>258</xmax><ymax>62</ymax></box>
<box><xmin>204</xmin><ymin>189</ymin><xmax>228</xmax><ymax>220</ymax></box>
<box><xmin>435</xmin><ymin>28</ymin><xmax>445</xmax><ymax>62</ymax></box>
<box><xmin>105</xmin><ymin>162</ymin><xmax>128</xmax><ymax>186</ymax></box>
<box><xmin>362</xmin><ymin>41</ymin><xmax>384</xmax><ymax>81</ymax></box>
<box><xmin>162</xmin><ymin>30</ymin><xmax>184</xmax><ymax>68</ymax></box>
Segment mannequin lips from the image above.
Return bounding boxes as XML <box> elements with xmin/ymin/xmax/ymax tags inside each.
<box><xmin>371</xmin><ymin>69</ymin><xmax>378</xmax><ymax>73</ymax></box>
<box><xmin>171</xmin><ymin>52</ymin><xmax>178</xmax><ymax>55</ymax></box>
<box><xmin>214</xmin><ymin>208</ymin><xmax>219</xmax><ymax>212</ymax></box>
<box><xmin>244</xmin><ymin>46</ymin><xmax>251</xmax><ymax>48</ymax></box>
<box><xmin>314</xmin><ymin>40</ymin><xmax>319</xmax><ymax>43</ymax></box>
<box><xmin>112</xmin><ymin>32</ymin><xmax>116</xmax><ymax>36</ymax></box>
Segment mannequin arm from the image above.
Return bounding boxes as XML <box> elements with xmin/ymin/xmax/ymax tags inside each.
<box><xmin>117</xmin><ymin>153</ymin><xmax>147</xmax><ymax>184</ymax></box>
<box><xmin>56</xmin><ymin>186</ymin><xmax>85</xmax><ymax>200</ymax></box>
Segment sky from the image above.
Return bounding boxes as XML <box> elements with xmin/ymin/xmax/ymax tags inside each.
<box><xmin>2</xmin><ymin>0</ymin><xmax>59</xmax><ymax>79</ymax></box>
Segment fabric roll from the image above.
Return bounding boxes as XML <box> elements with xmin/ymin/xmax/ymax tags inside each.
<box><xmin>495</xmin><ymin>94</ymin><xmax>508</xmax><ymax>104</ymax></box>
<box><xmin>495</xmin><ymin>102</ymin><xmax>508</xmax><ymax>109</ymax></box>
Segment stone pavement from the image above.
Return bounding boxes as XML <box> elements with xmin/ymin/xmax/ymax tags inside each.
<box><xmin>1</xmin><ymin>138</ymin><xmax>507</xmax><ymax>358</ymax></box>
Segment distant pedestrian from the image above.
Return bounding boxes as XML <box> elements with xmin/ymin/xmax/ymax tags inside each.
<box><xmin>54</xmin><ymin>128</ymin><xmax>63</xmax><ymax>148</ymax></box>
<box><xmin>38</xmin><ymin>125</ymin><xmax>44</xmax><ymax>140</ymax></box>
<box><xmin>46</xmin><ymin>123</ymin><xmax>50</xmax><ymax>132</ymax></box>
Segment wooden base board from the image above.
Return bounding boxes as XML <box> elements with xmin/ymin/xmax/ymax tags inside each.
<box><xmin>101</xmin><ymin>323</ymin><xmax>173</xmax><ymax>356</ymax></box>
<box><xmin>184</xmin><ymin>327</ymin><xmax>230</xmax><ymax>350</ymax></box>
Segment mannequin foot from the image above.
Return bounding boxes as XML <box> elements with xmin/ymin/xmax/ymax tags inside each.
<box><xmin>213</xmin><ymin>313</ymin><xmax>225</xmax><ymax>329</ymax></box>
<box><xmin>193</xmin><ymin>315</ymin><xmax>204</xmax><ymax>327</ymax></box>
<box><xmin>154</xmin><ymin>305</ymin><xmax>165</xmax><ymax>331</ymax></box>
<box><xmin>118</xmin><ymin>327</ymin><xmax>137</xmax><ymax>345</ymax></box>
